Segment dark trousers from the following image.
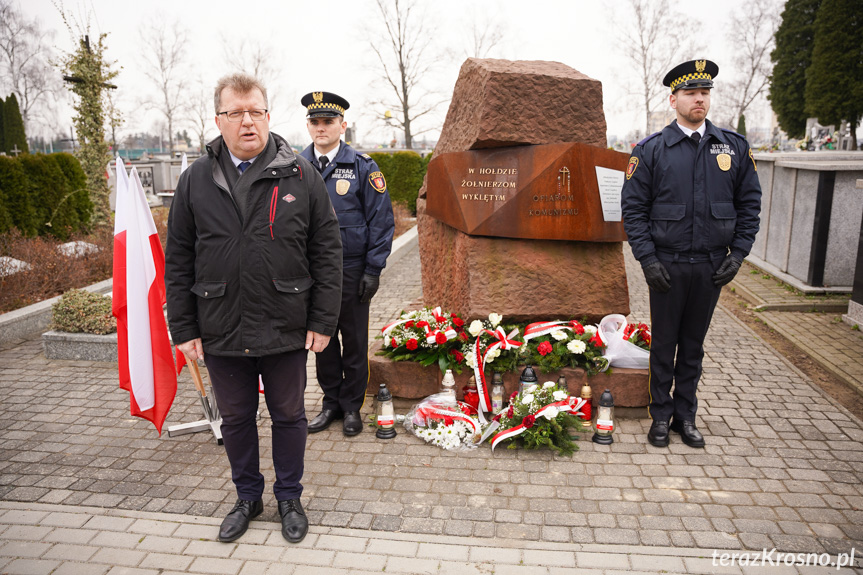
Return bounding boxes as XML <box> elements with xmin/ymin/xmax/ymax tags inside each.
<box><xmin>315</xmin><ymin>265</ymin><xmax>370</xmax><ymax>413</ymax></box>
<box><xmin>648</xmin><ymin>259</ymin><xmax>721</xmax><ymax>423</ymax></box>
<box><xmin>205</xmin><ymin>350</ymin><xmax>308</xmax><ymax>501</ymax></box>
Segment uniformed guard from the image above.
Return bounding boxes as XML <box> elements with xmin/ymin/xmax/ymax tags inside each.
<box><xmin>299</xmin><ymin>91</ymin><xmax>395</xmax><ymax>436</ymax></box>
<box><xmin>621</xmin><ymin>60</ymin><xmax>762</xmax><ymax>448</ymax></box>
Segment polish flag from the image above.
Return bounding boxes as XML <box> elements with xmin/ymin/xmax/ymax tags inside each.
<box><xmin>112</xmin><ymin>158</ymin><xmax>177</xmax><ymax>434</ymax></box>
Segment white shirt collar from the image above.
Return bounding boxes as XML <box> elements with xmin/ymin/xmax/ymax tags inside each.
<box><xmin>677</xmin><ymin>122</ymin><xmax>706</xmax><ymax>138</ymax></box>
<box><xmin>314</xmin><ymin>142</ymin><xmax>341</xmax><ymax>163</ymax></box>
<box><xmin>228</xmin><ymin>149</ymin><xmax>257</xmax><ymax>169</ymax></box>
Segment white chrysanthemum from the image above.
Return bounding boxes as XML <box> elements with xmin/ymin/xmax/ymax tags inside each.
<box><xmin>553</xmin><ymin>390</ymin><xmax>568</xmax><ymax>401</ymax></box>
<box><xmin>526</xmin><ymin>384</ymin><xmax>538</xmax><ymax>393</ymax></box>
<box><xmin>542</xmin><ymin>406</ymin><xmax>559</xmax><ymax>419</ymax></box>
<box><xmin>489</xmin><ymin>313</ymin><xmax>503</xmax><ymax>327</ymax></box>
<box><xmin>567</xmin><ymin>340</ymin><xmax>587</xmax><ymax>354</ymax></box>
<box><xmin>551</xmin><ymin>330</ymin><xmax>567</xmax><ymax>341</ymax></box>
<box><xmin>543</xmin><ymin>381</ymin><xmax>556</xmax><ymax>388</ymax></box>
<box><xmin>584</xmin><ymin>325</ymin><xmax>597</xmax><ymax>336</ymax></box>
<box><xmin>468</xmin><ymin>320</ymin><xmax>484</xmax><ymax>337</ymax></box>
<box><xmin>521</xmin><ymin>393</ymin><xmax>534</xmax><ymax>405</ymax></box>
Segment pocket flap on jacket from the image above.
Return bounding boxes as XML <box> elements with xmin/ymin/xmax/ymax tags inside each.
<box><xmin>649</xmin><ymin>204</ymin><xmax>686</xmax><ymax>221</ymax></box>
<box><xmin>337</xmin><ymin>210</ymin><xmax>365</xmax><ymax>228</ymax></box>
<box><xmin>191</xmin><ymin>281</ymin><xmax>226</xmax><ymax>299</ymax></box>
<box><xmin>273</xmin><ymin>276</ymin><xmax>315</xmax><ymax>294</ymax></box>
<box><xmin>711</xmin><ymin>201</ymin><xmax>736</xmax><ymax>219</ymax></box>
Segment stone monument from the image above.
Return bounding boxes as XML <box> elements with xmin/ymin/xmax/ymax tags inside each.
<box><xmin>418</xmin><ymin>58</ymin><xmax>630</xmax><ymax>322</ymax></box>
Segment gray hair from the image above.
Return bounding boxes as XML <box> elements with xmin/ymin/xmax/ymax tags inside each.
<box><xmin>214</xmin><ymin>73</ymin><xmax>268</xmax><ymax>113</ymax></box>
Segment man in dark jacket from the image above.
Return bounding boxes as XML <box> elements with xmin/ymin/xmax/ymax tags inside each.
<box><xmin>165</xmin><ymin>74</ymin><xmax>342</xmax><ymax>544</ymax></box>
<box><xmin>299</xmin><ymin>92</ymin><xmax>395</xmax><ymax>436</ymax></box>
<box><xmin>621</xmin><ymin>60</ymin><xmax>761</xmax><ymax>449</ymax></box>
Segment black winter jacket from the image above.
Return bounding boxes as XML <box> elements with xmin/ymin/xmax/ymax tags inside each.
<box><xmin>165</xmin><ymin>133</ymin><xmax>343</xmax><ymax>356</ymax></box>
<box><xmin>621</xmin><ymin>120</ymin><xmax>761</xmax><ymax>266</ymax></box>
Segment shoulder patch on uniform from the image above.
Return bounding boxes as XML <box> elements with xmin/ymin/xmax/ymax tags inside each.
<box><xmin>361</xmin><ymin>153</ymin><xmax>372</xmax><ymax>160</ymax></box>
<box><xmin>369</xmin><ymin>171</ymin><xmax>387</xmax><ymax>193</ymax></box>
<box><xmin>637</xmin><ymin>132</ymin><xmax>661</xmax><ymax>146</ymax></box>
<box><xmin>626</xmin><ymin>157</ymin><xmax>639</xmax><ymax>180</ymax></box>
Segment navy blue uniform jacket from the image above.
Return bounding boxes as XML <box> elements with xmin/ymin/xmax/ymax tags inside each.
<box><xmin>300</xmin><ymin>142</ymin><xmax>394</xmax><ymax>276</ymax></box>
<box><xmin>621</xmin><ymin>120</ymin><xmax>761</xmax><ymax>265</ymax></box>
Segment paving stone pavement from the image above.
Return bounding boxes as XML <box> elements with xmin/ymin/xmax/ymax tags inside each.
<box><xmin>1</xmin><ymin>229</ymin><xmax>862</xmax><ymax>573</ymax></box>
<box><xmin>730</xmin><ymin>261</ymin><xmax>863</xmax><ymax>397</ymax></box>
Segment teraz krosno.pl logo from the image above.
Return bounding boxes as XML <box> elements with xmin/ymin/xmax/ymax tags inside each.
<box><xmin>712</xmin><ymin>548</ymin><xmax>858</xmax><ymax>570</ymax></box>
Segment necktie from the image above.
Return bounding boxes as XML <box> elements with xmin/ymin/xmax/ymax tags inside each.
<box><xmin>238</xmin><ymin>161</ymin><xmax>251</xmax><ymax>174</ymax></box>
<box><xmin>691</xmin><ymin>132</ymin><xmax>701</xmax><ymax>144</ymax></box>
<box><xmin>319</xmin><ymin>156</ymin><xmax>329</xmax><ymax>172</ymax></box>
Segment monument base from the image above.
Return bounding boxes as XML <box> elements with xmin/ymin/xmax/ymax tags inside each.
<box><xmin>418</xmin><ymin>199</ymin><xmax>630</xmax><ymax>323</ymax></box>
<box><xmin>367</xmin><ymin>340</ymin><xmax>648</xmax><ymax>407</ymax></box>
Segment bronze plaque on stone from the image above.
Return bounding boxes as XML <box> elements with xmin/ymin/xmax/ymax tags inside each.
<box><xmin>425</xmin><ymin>142</ymin><xmax>629</xmax><ymax>242</ymax></box>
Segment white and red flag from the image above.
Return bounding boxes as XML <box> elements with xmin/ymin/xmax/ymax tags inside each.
<box><xmin>112</xmin><ymin>158</ymin><xmax>177</xmax><ymax>434</ymax></box>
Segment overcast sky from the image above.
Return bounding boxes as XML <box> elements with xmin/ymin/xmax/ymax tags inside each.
<box><xmin>23</xmin><ymin>0</ymin><xmax>775</xmax><ymax>148</ymax></box>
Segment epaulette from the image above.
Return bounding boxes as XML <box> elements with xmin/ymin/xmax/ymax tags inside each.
<box><xmin>360</xmin><ymin>153</ymin><xmax>372</xmax><ymax>160</ymax></box>
<box><xmin>637</xmin><ymin>132</ymin><xmax>661</xmax><ymax>146</ymax></box>
<box><xmin>720</xmin><ymin>128</ymin><xmax>746</xmax><ymax>140</ymax></box>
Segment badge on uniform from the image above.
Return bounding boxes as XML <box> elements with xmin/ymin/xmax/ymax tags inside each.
<box><xmin>369</xmin><ymin>171</ymin><xmax>387</xmax><ymax>193</ymax></box>
<box><xmin>716</xmin><ymin>154</ymin><xmax>731</xmax><ymax>171</ymax></box>
<box><xmin>282</xmin><ymin>193</ymin><xmax>296</xmax><ymax>203</ymax></box>
<box><xmin>336</xmin><ymin>179</ymin><xmax>350</xmax><ymax>195</ymax></box>
<box><xmin>626</xmin><ymin>157</ymin><xmax>638</xmax><ymax>180</ymax></box>
<box><xmin>749</xmin><ymin>149</ymin><xmax>757</xmax><ymax>171</ymax></box>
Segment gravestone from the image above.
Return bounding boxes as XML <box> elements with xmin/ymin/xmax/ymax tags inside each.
<box><xmin>418</xmin><ymin>58</ymin><xmax>630</xmax><ymax>322</ymax></box>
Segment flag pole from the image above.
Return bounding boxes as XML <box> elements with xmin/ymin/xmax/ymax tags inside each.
<box><xmin>183</xmin><ymin>353</ymin><xmax>216</xmax><ymax>422</ymax></box>
<box><xmin>167</xmin><ymin>355</ymin><xmax>223</xmax><ymax>445</ymax></box>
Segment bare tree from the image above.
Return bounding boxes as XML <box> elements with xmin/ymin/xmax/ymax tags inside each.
<box><xmin>140</xmin><ymin>17</ymin><xmax>189</xmax><ymax>155</ymax></box>
<box><xmin>368</xmin><ymin>0</ymin><xmax>446</xmax><ymax>149</ymax></box>
<box><xmin>717</xmin><ymin>0</ymin><xmax>781</xmax><ymax>130</ymax></box>
<box><xmin>464</xmin><ymin>17</ymin><xmax>506</xmax><ymax>59</ymax></box>
<box><xmin>616</xmin><ymin>0</ymin><xmax>703</xmax><ymax>136</ymax></box>
<box><xmin>189</xmin><ymin>78</ymin><xmax>215</xmax><ymax>154</ymax></box>
<box><xmin>0</xmin><ymin>0</ymin><xmax>61</xmax><ymax>135</ymax></box>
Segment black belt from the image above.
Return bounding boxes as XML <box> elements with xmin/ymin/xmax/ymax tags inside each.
<box><xmin>656</xmin><ymin>249</ymin><xmax>726</xmax><ymax>263</ymax></box>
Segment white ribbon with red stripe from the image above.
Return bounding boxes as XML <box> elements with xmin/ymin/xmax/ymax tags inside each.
<box><xmin>522</xmin><ymin>321</ymin><xmax>572</xmax><ymax>342</ymax></box>
<box><xmin>490</xmin><ymin>396</ymin><xmax>587</xmax><ymax>452</ymax></box>
<box><xmin>416</xmin><ymin>403</ymin><xmax>482</xmax><ymax>438</ymax></box>
<box><xmin>381</xmin><ymin>317</ymin><xmax>410</xmax><ymax>338</ymax></box>
<box><xmin>424</xmin><ymin>325</ymin><xmax>458</xmax><ymax>345</ymax></box>
<box><xmin>472</xmin><ymin>327</ymin><xmax>521</xmax><ymax>423</ymax></box>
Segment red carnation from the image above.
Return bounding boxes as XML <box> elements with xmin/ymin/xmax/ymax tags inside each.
<box><xmin>452</xmin><ymin>316</ymin><xmax>465</xmax><ymax>328</ymax></box>
<box><xmin>569</xmin><ymin>321</ymin><xmax>585</xmax><ymax>335</ymax></box>
<box><xmin>492</xmin><ymin>412</ymin><xmax>502</xmax><ymax>422</ymax></box>
<box><xmin>589</xmin><ymin>332</ymin><xmax>605</xmax><ymax>348</ymax></box>
<box><xmin>391</xmin><ymin>337</ymin><xmax>398</xmax><ymax>348</ymax></box>
<box><xmin>506</xmin><ymin>405</ymin><xmax>514</xmax><ymax>418</ymax></box>
<box><xmin>522</xmin><ymin>415</ymin><xmax>536</xmax><ymax>428</ymax></box>
<box><xmin>416</xmin><ymin>320</ymin><xmax>430</xmax><ymax>329</ymax></box>
<box><xmin>459</xmin><ymin>332</ymin><xmax>469</xmax><ymax>341</ymax></box>
<box><xmin>450</xmin><ymin>349</ymin><xmax>465</xmax><ymax>362</ymax></box>
<box><xmin>643</xmin><ymin>333</ymin><xmax>651</xmax><ymax>345</ymax></box>
<box><xmin>406</xmin><ymin>338</ymin><xmax>418</xmax><ymax>350</ymax></box>
<box><xmin>509</xmin><ymin>391</ymin><xmax>518</xmax><ymax>401</ymax></box>
<box><xmin>405</xmin><ymin>320</ymin><xmax>415</xmax><ymax>328</ymax></box>
<box><xmin>435</xmin><ymin>331</ymin><xmax>448</xmax><ymax>345</ymax></box>
<box><xmin>538</xmin><ymin>341</ymin><xmax>553</xmax><ymax>356</ymax></box>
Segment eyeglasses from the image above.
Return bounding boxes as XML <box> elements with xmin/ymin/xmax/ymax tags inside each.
<box><xmin>218</xmin><ymin>109</ymin><xmax>268</xmax><ymax>122</ymax></box>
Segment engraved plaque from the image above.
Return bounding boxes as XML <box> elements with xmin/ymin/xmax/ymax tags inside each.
<box><xmin>425</xmin><ymin>142</ymin><xmax>629</xmax><ymax>242</ymax></box>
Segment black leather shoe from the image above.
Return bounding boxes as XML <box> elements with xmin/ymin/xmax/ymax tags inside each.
<box><xmin>308</xmin><ymin>409</ymin><xmax>342</xmax><ymax>433</ymax></box>
<box><xmin>670</xmin><ymin>420</ymin><xmax>705</xmax><ymax>448</ymax></box>
<box><xmin>647</xmin><ymin>420</ymin><xmax>670</xmax><ymax>447</ymax></box>
<box><xmin>343</xmin><ymin>411</ymin><xmax>362</xmax><ymax>436</ymax></box>
<box><xmin>218</xmin><ymin>499</ymin><xmax>263</xmax><ymax>542</ymax></box>
<box><xmin>278</xmin><ymin>499</ymin><xmax>309</xmax><ymax>543</ymax></box>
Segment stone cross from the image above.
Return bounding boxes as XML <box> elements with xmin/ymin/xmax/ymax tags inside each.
<box><xmin>9</xmin><ymin>145</ymin><xmax>21</xmax><ymax>157</ymax></box>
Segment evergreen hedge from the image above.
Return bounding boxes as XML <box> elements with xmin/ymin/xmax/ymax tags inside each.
<box><xmin>0</xmin><ymin>153</ymin><xmax>91</xmax><ymax>238</ymax></box>
<box><xmin>368</xmin><ymin>150</ymin><xmax>429</xmax><ymax>215</ymax></box>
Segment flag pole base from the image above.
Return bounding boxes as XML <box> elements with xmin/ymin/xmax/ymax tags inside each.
<box><xmin>168</xmin><ymin>418</ymin><xmax>223</xmax><ymax>445</ymax></box>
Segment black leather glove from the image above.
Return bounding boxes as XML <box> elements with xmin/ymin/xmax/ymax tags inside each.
<box><xmin>712</xmin><ymin>255</ymin><xmax>742</xmax><ymax>286</ymax></box>
<box><xmin>642</xmin><ymin>261</ymin><xmax>671</xmax><ymax>293</ymax></box>
<box><xmin>358</xmin><ymin>273</ymin><xmax>380</xmax><ymax>303</ymax></box>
